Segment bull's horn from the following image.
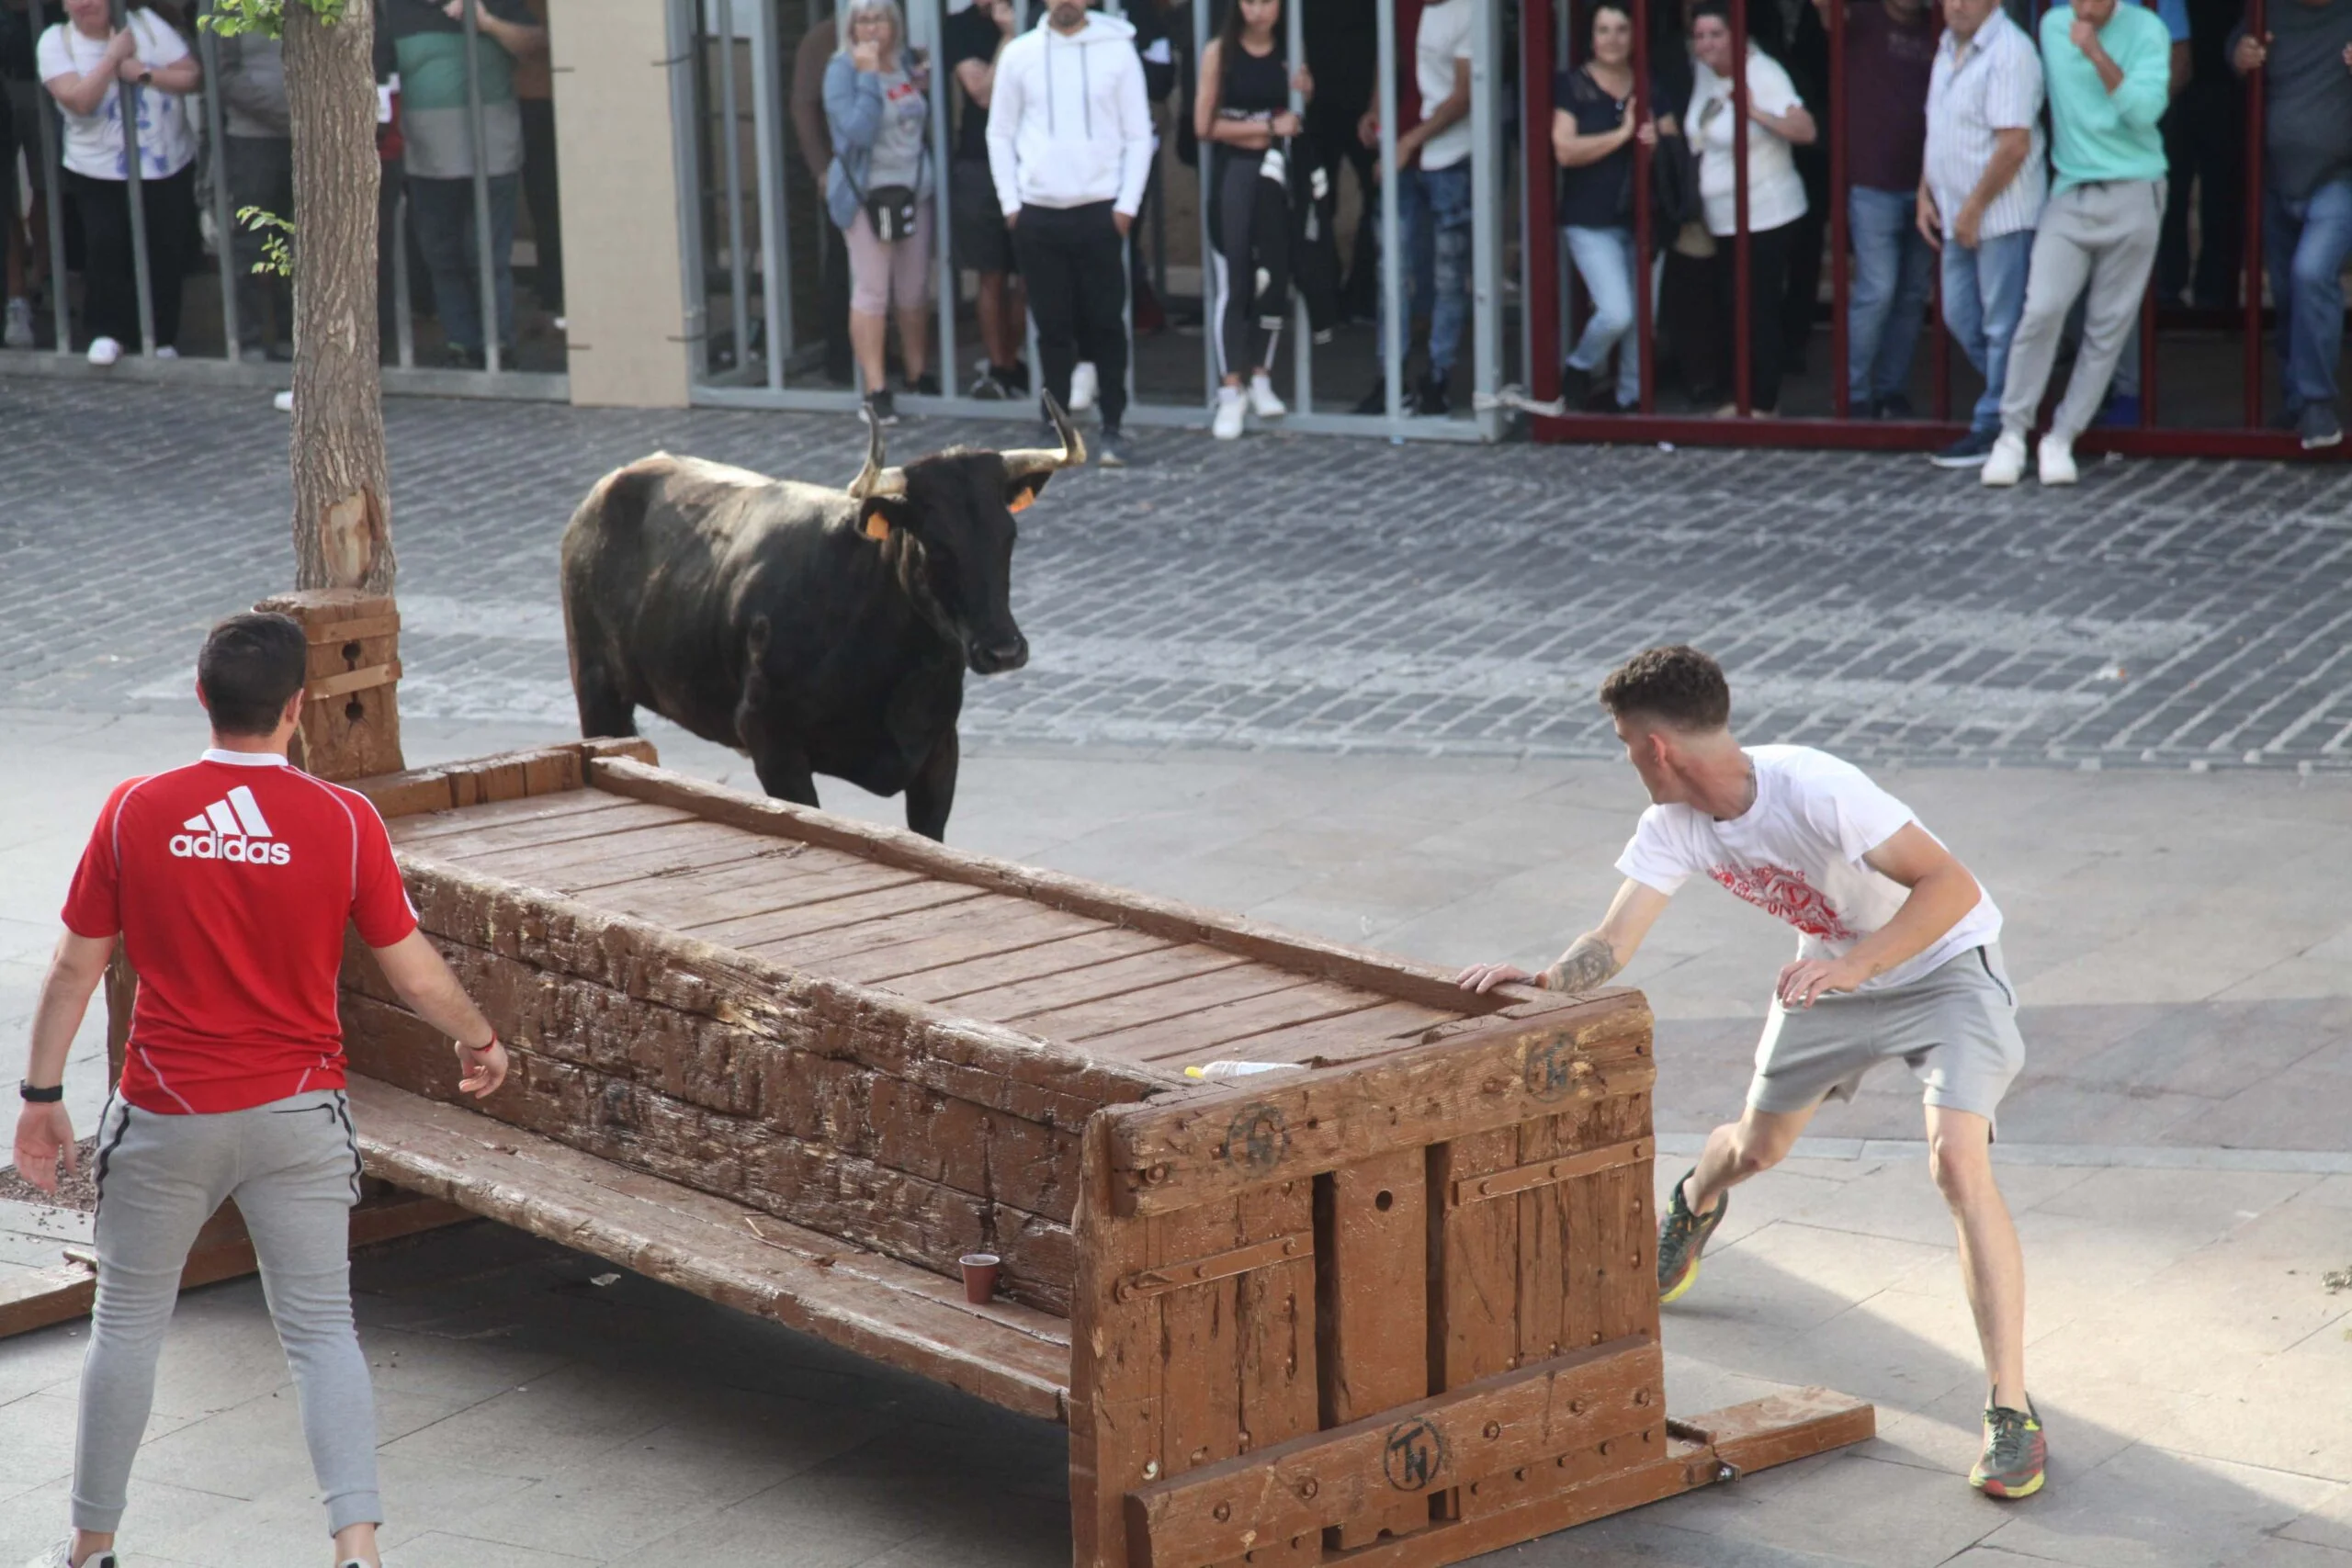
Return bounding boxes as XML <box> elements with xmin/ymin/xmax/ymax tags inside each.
<box><xmin>999</xmin><ymin>391</ymin><xmax>1087</xmax><ymax>482</ymax></box>
<box><xmin>845</xmin><ymin>409</ymin><xmax>907</xmax><ymax>501</ymax></box>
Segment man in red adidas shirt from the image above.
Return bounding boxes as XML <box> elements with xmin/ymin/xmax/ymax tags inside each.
<box><xmin>11</xmin><ymin>613</ymin><xmax>510</xmax><ymax>1568</ymax></box>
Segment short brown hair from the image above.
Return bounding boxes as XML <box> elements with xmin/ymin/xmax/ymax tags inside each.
<box><xmin>1599</xmin><ymin>645</ymin><xmax>1731</xmax><ymax>730</ymax></box>
<box><xmin>198</xmin><ymin>612</ymin><xmax>308</xmax><ymax>736</ymax></box>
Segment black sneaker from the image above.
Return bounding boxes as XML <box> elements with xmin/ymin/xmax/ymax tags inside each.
<box><xmin>909</xmin><ymin>371</ymin><xmax>942</xmax><ymax>397</ymax></box>
<box><xmin>1930</xmin><ymin>428</ymin><xmax>1999</xmax><ymax>468</ymax></box>
<box><xmin>1876</xmin><ymin>390</ymin><xmax>1915</xmax><ymax>420</ymax></box>
<box><xmin>865</xmin><ymin>389</ymin><xmax>899</xmax><ymax>427</ymax></box>
<box><xmin>1415</xmin><ymin>373</ymin><xmax>1452</xmax><ymax>417</ymax></box>
<box><xmin>2298</xmin><ymin>402</ymin><xmax>2342</xmax><ymax>450</ymax></box>
<box><xmin>990</xmin><ymin>360</ymin><xmax>1031</xmax><ymax>397</ymax></box>
<box><xmin>1354</xmin><ymin>379</ymin><xmax>1408</xmax><ymax>415</ymax></box>
<box><xmin>1094</xmin><ymin>424</ymin><xmax>1129</xmax><ymax>468</ymax></box>
<box><xmin>1557</xmin><ymin>362</ymin><xmax>1592</xmax><ymax>410</ymax></box>
<box><xmin>1657</xmin><ymin>1168</ymin><xmax>1728</xmax><ymax>1304</ymax></box>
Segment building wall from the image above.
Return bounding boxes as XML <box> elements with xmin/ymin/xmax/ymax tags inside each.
<box><xmin>551</xmin><ymin>0</ymin><xmax>690</xmax><ymax>408</ymax></box>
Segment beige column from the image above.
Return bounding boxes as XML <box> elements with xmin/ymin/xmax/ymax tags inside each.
<box><xmin>551</xmin><ymin>0</ymin><xmax>692</xmax><ymax>408</ymax></box>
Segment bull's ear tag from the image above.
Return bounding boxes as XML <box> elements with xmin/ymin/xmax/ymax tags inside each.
<box><xmin>863</xmin><ymin>509</ymin><xmax>892</xmax><ymax>541</ymax></box>
<box><xmin>1007</xmin><ymin>487</ymin><xmax>1037</xmax><ymax>514</ymax></box>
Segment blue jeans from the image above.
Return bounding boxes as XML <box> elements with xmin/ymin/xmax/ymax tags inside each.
<box><xmin>1939</xmin><ymin>228</ymin><xmax>2033</xmax><ymax>436</ymax></box>
<box><xmin>407</xmin><ymin>172</ymin><xmax>520</xmax><ymax>354</ymax></box>
<box><xmin>1385</xmin><ymin>162</ymin><xmax>1473</xmax><ymax>378</ymax></box>
<box><xmin>1847</xmin><ymin>186</ymin><xmax>1936</xmax><ymax>404</ymax></box>
<box><xmin>2266</xmin><ymin>175</ymin><xmax>2352</xmax><ymax>412</ymax></box>
<box><xmin>1564</xmin><ymin>224</ymin><xmax>1649</xmax><ymax>407</ymax></box>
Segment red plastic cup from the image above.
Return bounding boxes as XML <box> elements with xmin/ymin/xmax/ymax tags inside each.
<box><xmin>959</xmin><ymin>1252</ymin><xmax>1001</xmax><ymax>1304</ymax></box>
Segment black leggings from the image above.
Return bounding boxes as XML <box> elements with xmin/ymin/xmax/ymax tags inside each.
<box><xmin>1703</xmin><ymin>219</ymin><xmax>1796</xmax><ymax>412</ymax></box>
<box><xmin>1012</xmin><ymin>199</ymin><xmax>1129</xmax><ymax>427</ymax></box>
<box><xmin>65</xmin><ymin>164</ymin><xmax>195</xmax><ymax>351</ymax></box>
<box><xmin>1214</xmin><ymin>151</ymin><xmax>1275</xmax><ymax>381</ymax></box>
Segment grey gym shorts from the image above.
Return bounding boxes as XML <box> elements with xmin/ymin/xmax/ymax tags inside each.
<box><xmin>1747</xmin><ymin>943</ymin><xmax>2026</xmax><ymax>1126</ymax></box>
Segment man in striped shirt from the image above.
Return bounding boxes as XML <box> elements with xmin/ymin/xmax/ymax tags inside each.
<box><xmin>1919</xmin><ymin>0</ymin><xmax>2046</xmax><ymax>468</ymax></box>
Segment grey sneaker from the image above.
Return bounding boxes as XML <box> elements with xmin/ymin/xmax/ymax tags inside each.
<box><xmin>25</xmin><ymin>1545</ymin><xmax>118</xmax><ymax>1568</ymax></box>
<box><xmin>1657</xmin><ymin>1168</ymin><xmax>1727</xmax><ymax>1303</ymax></box>
<box><xmin>2297</xmin><ymin>402</ymin><xmax>2342</xmax><ymax>450</ymax></box>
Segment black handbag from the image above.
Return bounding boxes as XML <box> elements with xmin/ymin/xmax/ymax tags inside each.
<box><xmin>845</xmin><ymin>63</ymin><xmax>929</xmax><ymax>243</ymax></box>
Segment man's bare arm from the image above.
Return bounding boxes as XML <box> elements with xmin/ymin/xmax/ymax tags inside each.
<box><xmin>370</xmin><ymin>930</ymin><xmax>509</xmax><ymax>1097</ymax></box>
<box><xmin>1775</xmin><ymin>823</ymin><xmax>1983</xmax><ymax>1007</ymax></box>
<box><xmin>1459</xmin><ymin>879</ymin><xmax>1672</xmax><ymax>995</ymax></box>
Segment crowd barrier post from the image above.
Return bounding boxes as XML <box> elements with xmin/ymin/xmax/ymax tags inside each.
<box><xmin>2242</xmin><ymin>0</ymin><xmax>2266</xmax><ymax>429</ymax></box>
<box><xmin>1730</xmin><ymin>0</ymin><xmax>1751</xmax><ymax>414</ymax></box>
<box><xmin>1376</xmin><ymin>0</ymin><xmax>1404</xmax><ymax>424</ymax></box>
<box><xmin>458</xmin><ymin>0</ymin><xmax>502</xmax><ymax>371</ymax></box>
<box><xmin>1631</xmin><ymin>0</ymin><xmax>1654</xmax><ymax>411</ymax></box>
<box><xmin>1827</xmin><ymin>0</ymin><xmax>1849</xmax><ymax>417</ymax></box>
<box><xmin>36</xmin><ymin>40</ymin><xmax>71</xmax><ymax>354</ymax></box>
<box><xmin>1190</xmin><ymin>0</ymin><xmax>1216</xmax><ymax>406</ymax></box>
<box><xmin>393</xmin><ymin>187</ymin><xmax>417</xmax><ymax>367</ymax></box>
<box><xmin>1524</xmin><ymin>0</ymin><xmax>1558</xmax><ymax>408</ymax></box>
<box><xmin>1470</xmin><ymin>0</ymin><xmax>1502</xmax><ymax>438</ymax></box>
<box><xmin>2138</xmin><ymin>253</ymin><xmax>2156</xmax><ymax>426</ymax></box>
<box><xmin>667</xmin><ymin>0</ymin><xmax>714</xmax><ymax>381</ymax></box>
<box><xmin>713</xmin><ymin>0</ymin><xmax>752</xmax><ymax>378</ymax></box>
<box><xmin>1930</xmin><ymin>252</ymin><xmax>1951</xmax><ymax>420</ymax></box>
<box><xmin>196</xmin><ymin>0</ymin><xmax>241</xmax><ymax>359</ymax></box>
<box><xmin>749</xmin><ymin>0</ymin><xmax>791</xmax><ymax>391</ymax></box>
<box><xmin>924</xmin><ymin>0</ymin><xmax>956</xmax><ymax>402</ymax></box>
<box><xmin>1287</xmin><ymin>0</ymin><xmax>1313</xmax><ymax>412</ymax></box>
<box><xmin>109</xmin><ymin>0</ymin><xmax>158</xmax><ymax>356</ymax></box>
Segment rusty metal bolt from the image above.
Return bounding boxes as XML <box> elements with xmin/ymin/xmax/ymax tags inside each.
<box><xmin>1145</xmin><ymin>1165</ymin><xmax>1171</xmax><ymax>1185</ymax></box>
<box><xmin>1214</xmin><ymin>1502</ymin><xmax>1232</xmax><ymax>1522</ymax></box>
<box><xmin>1483</xmin><ymin>1421</ymin><xmax>1503</xmax><ymax>1440</ymax></box>
<box><xmin>1298</xmin><ymin>1478</ymin><xmax>1319</xmax><ymax>1500</ymax></box>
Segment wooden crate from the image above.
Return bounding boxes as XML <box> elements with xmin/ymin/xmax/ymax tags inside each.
<box><xmin>322</xmin><ymin>743</ymin><xmax>1870</xmax><ymax>1566</ymax></box>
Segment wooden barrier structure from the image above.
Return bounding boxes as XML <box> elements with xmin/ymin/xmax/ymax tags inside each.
<box><xmin>2</xmin><ymin>597</ymin><xmax>1871</xmax><ymax>1562</ymax></box>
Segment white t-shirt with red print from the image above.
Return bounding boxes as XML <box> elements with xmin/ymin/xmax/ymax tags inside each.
<box><xmin>1615</xmin><ymin>744</ymin><xmax>2002</xmax><ymax>993</ymax></box>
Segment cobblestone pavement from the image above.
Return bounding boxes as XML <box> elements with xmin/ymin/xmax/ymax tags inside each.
<box><xmin>6</xmin><ymin>377</ymin><xmax>2350</xmax><ymax>769</ymax></box>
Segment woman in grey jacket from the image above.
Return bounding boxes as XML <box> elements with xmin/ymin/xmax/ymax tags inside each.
<box><xmin>824</xmin><ymin>0</ymin><xmax>934</xmax><ymax>424</ymax></box>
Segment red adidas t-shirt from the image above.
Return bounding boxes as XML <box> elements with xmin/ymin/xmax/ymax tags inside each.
<box><xmin>61</xmin><ymin>750</ymin><xmax>420</xmax><ymax>1114</ymax></box>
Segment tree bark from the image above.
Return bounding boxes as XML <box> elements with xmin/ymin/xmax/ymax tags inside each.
<box><xmin>285</xmin><ymin>0</ymin><xmax>394</xmax><ymax>593</ymax></box>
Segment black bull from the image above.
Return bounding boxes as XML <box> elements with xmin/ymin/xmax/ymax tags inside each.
<box><xmin>559</xmin><ymin>402</ymin><xmax>1084</xmax><ymax>840</ymax></box>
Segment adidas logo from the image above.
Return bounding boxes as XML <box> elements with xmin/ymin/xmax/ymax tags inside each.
<box><xmin>168</xmin><ymin>784</ymin><xmax>292</xmax><ymax>865</ymax></box>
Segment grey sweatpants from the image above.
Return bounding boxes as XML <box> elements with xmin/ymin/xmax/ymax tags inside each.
<box><xmin>77</xmin><ymin>1089</ymin><xmax>380</xmax><ymax>1536</ymax></box>
<box><xmin>1998</xmin><ymin>178</ymin><xmax>2166</xmax><ymax>442</ymax></box>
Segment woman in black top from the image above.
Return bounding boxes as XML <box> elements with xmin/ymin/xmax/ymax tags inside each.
<box><xmin>1194</xmin><ymin>0</ymin><xmax>1311</xmax><ymax>439</ymax></box>
<box><xmin>1552</xmin><ymin>0</ymin><xmax>1657</xmax><ymax>412</ymax></box>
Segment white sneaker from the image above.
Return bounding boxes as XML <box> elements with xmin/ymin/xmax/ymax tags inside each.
<box><xmin>4</xmin><ymin>298</ymin><xmax>32</xmax><ymax>349</ymax></box>
<box><xmin>1068</xmin><ymin>360</ymin><xmax>1098</xmax><ymax>412</ymax></box>
<box><xmin>1211</xmin><ymin>384</ymin><xmax>1246</xmax><ymax>439</ymax></box>
<box><xmin>1246</xmin><ymin>372</ymin><xmax>1287</xmax><ymax>419</ymax></box>
<box><xmin>25</xmin><ymin>1542</ymin><xmax>118</xmax><ymax>1567</ymax></box>
<box><xmin>1980</xmin><ymin>431</ymin><xmax>2027</xmax><ymax>488</ymax></box>
<box><xmin>2036</xmin><ymin>433</ymin><xmax>2078</xmax><ymax>486</ymax></box>
<box><xmin>85</xmin><ymin>336</ymin><xmax>122</xmax><ymax>367</ymax></box>
<box><xmin>151</xmin><ymin>344</ymin><xmax>177</xmax><ymax>361</ymax></box>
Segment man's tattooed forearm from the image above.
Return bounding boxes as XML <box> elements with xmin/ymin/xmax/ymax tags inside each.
<box><xmin>1543</xmin><ymin>934</ymin><xmax>1623</xmax><ymax>993</ymax></box>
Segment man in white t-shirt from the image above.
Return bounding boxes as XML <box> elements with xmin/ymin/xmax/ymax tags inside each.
<box><xmin>1354</xmin><ymin>0</ymin><xmax>1473</xmax><ymax>416</ymax></box>
<box><xmin>1460</xmin><ymin>645</ymin><xmax>2045</xmax><ymax>1500</ymax></box>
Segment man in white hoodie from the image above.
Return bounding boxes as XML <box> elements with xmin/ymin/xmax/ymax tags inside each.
<box><xmin>986</xmin><ymin>0</ymin><xmax>1154</xmax><ymax>466</ymax></box>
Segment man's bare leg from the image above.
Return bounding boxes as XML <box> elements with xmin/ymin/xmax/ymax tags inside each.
<box><xmin>1682</xmin><ymin>1103</ymin><xmax>1816</xmax><ymax>1214</ymax></box>
<box><xmin>1925</xmin><ymin>1104</ymin><xmax>2027</xmax><ymax>1409</ymax></box>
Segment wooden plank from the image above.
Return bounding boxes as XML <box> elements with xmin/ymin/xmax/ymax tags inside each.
<box><xmin>1123</xmin><ymin>1336</ymin><xmax>1662</xmax><ymax>1568</ymax></box>
<box><xmin>390</xmin><ymin>790</ymin><xmax>650</xmax><ymax>844</ymax></box>
<box><xmin>1105</xmin><ymin>996</ymin><xmax>1655</xmax><ymax>1215</ymax></box>
<box><xmin>750</xmin><ymin>894</ymin><xmax>1087</xmax><ymax>979</ymax></box>
<box><xmin>396</xmin><ymin>801</ymin><xmax>697</xmax><ymax>862</ymax></box>
<box><xmin>1189</xmin><ymin>1000</ymin><xmax>1458</xmax><ymax>1069</ymax></box>
<box><xmin>588</xmin><ymin>756</ymin><xmax>1530</xmax><ymax>1015</ymax></box>
<box><xmin>1231</xmin><ymin>1179</ymin><xmax>1319</xmax><ymax>1568</ymax></box>
<box><xmin>450</xmin><ymin>816</ymin><xmax>751</xmax><ymax>877</ymax></box>
<box><xmin>1686</xmin><ymin>1387</ymin><xmax>1876</xmax><ymax>1472</ymax></box>
<box><xmin>583</xmin><ymin>852</ymin><xmax>918</xmax><ymax>929</ymax></box>
<box><xmin>1317</xmin><ymin>1148</ymin><xmax>1430</xmax><ymax>1549</ymax></box>
<box><xmin>1070</xmin><ymin>1114</ymin><xmax>1163</xmax><ymax>1568</ymax></box>
<box><xmin>469</xmin><ymin>828</ymin><xmax>829</xmax><ymax>900</ymax></box>
<box><xmin>1515</xmin><ymin>1113</ymin><xmax>1572</xmax><ymax>1385</ymax></box>
<box><xmin>1596</xmin><ymin>1094</ymin><xmax>1660</xmax><ymax>1350</ymax></box>
<box><xmin>1107</xmin><ymin>988</ymin><xmax>1408</xmax><ymax>1065</ymax></box>
<box><xmin>952</xmin><ymin>946</ymin><xmax>1248</xmax><ymax>1028</ymax></box>
<box><xmin>1013</xmin><ymin>969</ymin><xmax>1313</xmax><ymax>1045</ymax></box>
<box><xmin>877</xmin><ymin>924</ymin><xmax>1179</xmax><ymax>1004</ymax></box>
<box><xmin>345</xmin><ymin>1076</ymin><xmax>1073</xmax><ymax>1421</ymax></box>
<box><xmin>684</xmin><ymin>880</ymin><xmax>990</xmax><ymax>951</ymax></box>
<box><xmin>1157</xmin><ymin>1198</ymin><xmax>1248</xmax><ymax>1508</ymax></box>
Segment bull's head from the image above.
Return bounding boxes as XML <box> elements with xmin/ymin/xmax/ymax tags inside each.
<box><xmin>844</xmin><ymin>396</ymin><xmax>1085</xmax><ymax>675</ymax></box>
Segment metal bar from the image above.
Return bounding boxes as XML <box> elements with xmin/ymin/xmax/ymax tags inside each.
<box><xmin>749</xmin><ymin>0</ymin><xmax>791</xmax><ymax>389</ymax></box>
<box><xmin>2138</xmin><ymin>272</ymin><xmax>2155</xmax><ymax>426</ymax></box>
<box><xmin>1470</xmin><ymin>0</ymin><xmax>1502</xmax><ymax>437</ymax></box>
<box><xmin>112</xmin><ymin>0</ymin><xmax>156</xmax><ymax>355</ymax></box>
<box><xmin>1632</xmin><ymin>0</ymin><xmax>1654</xmax><ymax>410</ymax></box>
<box><xmin>1451</xmin><ymin>1138</ymin><xmax>1653</xmax><ymax>1208</ymax></box>
<box><xmin>197</xmin><ymin>1</ymin><xmax>240</xmax><ymax>359</ymax></box>
<box><xmin>1288</xmin><ymin>0</ymin><xmax>1312</xmax><ymax>412</ymax></box>
<box><xmin>1827</xmin><ymin>0</ymin><xmax>1847</xmax><ymax>417</ymax></box>
<box><xmin>458</xmin><ymin>0</ymin><xmax>501</xmax><ymax>371</ymax></box>
<box><xmin>715</xmin><ymin>0</ymin><xmax>752</xmax><ymax>377</ymax></box>
<box><xmin>2244</xmin><ymin>0</ymin><xmax>2266</xmax><ymax>429</ymax></box>
<box><xmin>667</xmin><ymin>0</ymin><xmax>713</xmax><ymax>384</ymax></box>
<box><xmin>1115</xmin><ymin>1233</ymin><xmax>1311</xmax><ymax>1303</ymax></box>
<box><xmin>394</xmin><ymin>187</ymin><xmax>416</xmax><ymax>367</ymax></box>
<box><xmin>923</xmin><ymin>0</ymin><xmax>956</xmax><ymax>398</ymax></box>
<box><xmin>36</xmin><ymin>46</ymin><xmax>72</xmax><ymax>353</ymax></box>
<box><xmin>1931</xmin><ymin>247</ymin><xmax>1949</xmax><ymax>421</ymax></box>
<box><xmin>1731</xmin><ymin>0</ymin><xmax>1749</xmax><ymax>414</ymax></box>
<box><xmin>1526</xmin><ymin>0</ymin><xmax>1559</xmax><ymax>406</ymax></box>
<box><xmin>1377</xmin><ymin>0</ymin><xmax>1403</xmax><ymax>424</ymax></box>
<box><xmin>1192</xmin><ymin>0</ymin><xmax>1215</xmax><ymax>407</ymax></box>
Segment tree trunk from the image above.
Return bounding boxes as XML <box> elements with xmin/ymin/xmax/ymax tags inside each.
<box><xmin>285</xmin><ymin>0</ymin><xmax>394</xmax><ymax>593</ymax></box>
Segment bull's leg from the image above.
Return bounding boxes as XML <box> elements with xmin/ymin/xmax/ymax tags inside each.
<box><xmin>904</xmin><ymin>728</ymin><xmax>959</xmax><ymax>841</ymax></box>
<box><xmin>751</xmin><ymin>741</ymin><xmax>821</xmax><ymax>810</ymax></box>
<box><xmin>571</xmin><ymin>652</ymin><xmax>638</xmax><ymax>739</ymax></box>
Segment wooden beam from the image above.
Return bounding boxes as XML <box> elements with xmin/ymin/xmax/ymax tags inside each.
<box><xmin>351</xmin><ymin>739</ymin><xmax>658</xmax><ymax>820</ymax></box>
<box><xmin>1102</xmin><ymin>998</ymin><xmax>1655</xmax><ymax>1214</ymax></box>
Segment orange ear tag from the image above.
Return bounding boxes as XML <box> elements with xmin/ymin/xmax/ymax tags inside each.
<box><xmin>864</xmin><ymin>512</ymin><xmax>892</xmax><ymax>540</ymax></box>
<box><xmin>1008</xmin><ymin>488</ymin><xmax>1036</xmax><ymax>514</ymax></box>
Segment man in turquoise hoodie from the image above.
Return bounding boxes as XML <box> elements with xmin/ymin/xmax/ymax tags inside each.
<box><xmin>1980</xmin><ymin>0</ymin><xmax>2169</xmax><ymax>488</ymax></box>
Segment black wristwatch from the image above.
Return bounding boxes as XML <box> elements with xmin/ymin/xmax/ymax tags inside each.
<box><xmin>19</xmin><ymin>1080</ymin><xmax>63</xmax><ymax>1103</ymax></box>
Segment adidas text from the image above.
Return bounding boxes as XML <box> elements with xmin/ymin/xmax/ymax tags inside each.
<box><xmin>170</xmin><ymin>832</ymin><xmax>292</xmax><ymax>864</ymax></box>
